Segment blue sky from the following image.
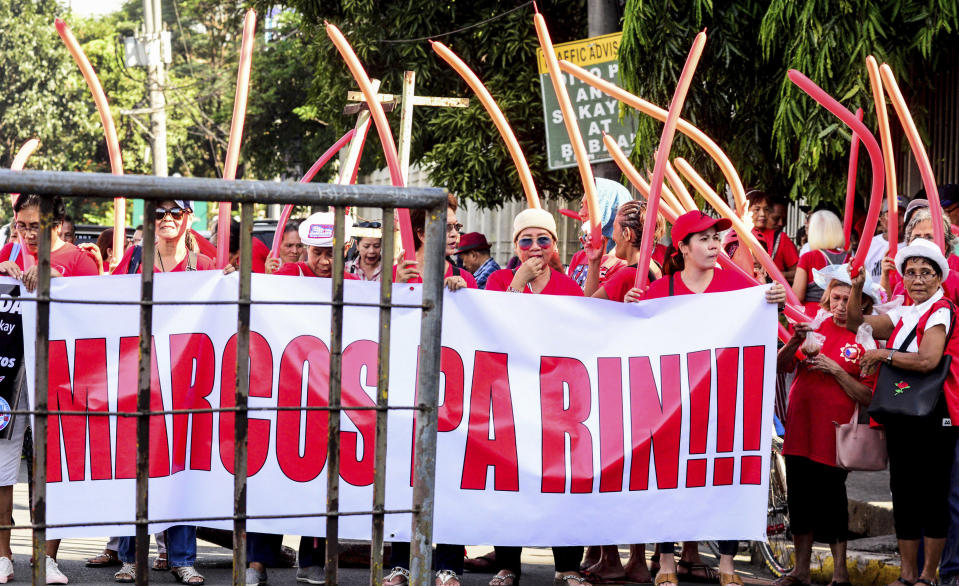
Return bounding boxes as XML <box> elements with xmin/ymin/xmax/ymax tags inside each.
<box><xmin>61</xmin><ymin>0</ymin><xmax>125</xmax><ymax>17</ymax></box>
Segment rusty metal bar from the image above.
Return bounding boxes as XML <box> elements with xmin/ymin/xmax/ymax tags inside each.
<box><xmin>232</xmin><ymin>202</ymin><xmax>253</xmax><ymax>585</ymax></box>
<box><xmin>0</xmin><ymin>170</ymin><xmax>446</xmax><ymax>209</ymax></box>
<box><xmin>409</xmin><ymin>197</ymin><xmax>449</xmax><ymax>585</ymax></box>
<box><xmin>135</xmin><ymin>200</ymin><xmax>157</xmax><ymax>585</ymax></box>
<box><xmin>326</xmin><ymin>205</ymin><xmax>347</xmax><ymax>582</ymax></box>
<box><xmin>31</xmin><ymin>194</ymin><xmax>53</xmax><ymax>586</ymax></box>
<box><xmin>370</xmin><ymin>209</ymin><xmax>395</xmax><ymax>586</ymax></box>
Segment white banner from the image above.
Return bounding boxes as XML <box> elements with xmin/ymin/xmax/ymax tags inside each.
<box><xmin>19</xmin><ymin>273</ymin><xmax>776</xmax><ymax>545</ymax></box>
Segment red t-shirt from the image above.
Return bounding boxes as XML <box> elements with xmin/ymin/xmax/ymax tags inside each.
<box><xmin>0</xmin><ymin>242</ymin><xmax>99</xmax><ymax>277</ymax></box>
<box><xmin>601</xmin><ymin>265</ymin><xmax>661</xmax><ymax>303</ymax></box>
<box><xmin>783</xmin><ymin>318</ymin><xmax>875</xmax><ymax>466</ymax></box>
<box><xmin>274</xmin><ymin>262</ymin><xmax>360</xmax><ymax>279</ymax></box>
<box><xmin>111</xmin><ymin>246</ymin><xmax>215</xmax><ymax>274</ymax></box>
<box><xmin>485</xmin><ymin>268</ymin><xmax>584</xmax><ymax>297</ymax></box>
<box><xmin>568</xmin><ymin>249</ymin><xmax>654</xmax><ymax>290</ymax></box>
<box><xmin>642</xmin><ymin>267</ymin><xmax>755</xmax><ymax>299</ymax></box>
<box><xmin>761</xmin><ymin>229</ymin><xmax>799</xmax><ymax>271</ymax></box>
<box><xmin>391</xmin><ymin>262</ymin><xmax>478</xmax><ymax>289</ymax></box>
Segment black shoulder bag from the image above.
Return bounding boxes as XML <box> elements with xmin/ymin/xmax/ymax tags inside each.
<box><xmin>869</xmin><ymin>302</ymin><xmax>955</xmax><ymax>422</ymax></box>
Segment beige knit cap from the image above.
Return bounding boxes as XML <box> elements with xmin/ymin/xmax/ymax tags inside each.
<box><xmin>512</xmin><ymin>208</ymin><xmax>558</xmax><ymax>242</ymax></box>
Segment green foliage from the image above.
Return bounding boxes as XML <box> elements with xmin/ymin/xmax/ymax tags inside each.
<box><xmin>265</xmin><ymin>0</ymin><xmax>588</xmax><ymax>208</ymax></box>
<box><xmin>620</xmin><ymin>0</ymin><xmax>959</xmax><ymax>209</ymax></box>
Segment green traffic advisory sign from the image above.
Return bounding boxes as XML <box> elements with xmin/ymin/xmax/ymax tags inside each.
<box><xmin>536</xmin><ymin>32</ymin><xmax>636</xmax><ymax>170</ymax></box>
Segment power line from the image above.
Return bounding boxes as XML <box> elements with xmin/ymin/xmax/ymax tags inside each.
<box><xmin>379</xmin><ymin>1</ymin><xmax>533</xmax><ymax>44</ymax></box>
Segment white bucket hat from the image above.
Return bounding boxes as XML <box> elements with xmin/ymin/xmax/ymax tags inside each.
<box><xmin>299</xmin><ymin>211</ymin><xmax>353</xmax><ymax>247</ymax></box>
<box><xmin>812</xmin><ymin>263</ymin><xmax>885</xmax><ymax>306</ymax></box>
<box><xmin>894</xmin><ymin>237</ymin><xmax>949</xmax><ymax>280</ymax></box>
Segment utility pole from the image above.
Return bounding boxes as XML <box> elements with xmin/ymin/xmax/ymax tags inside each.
<box><xmin>142</xmin><ymin>0</ymin><xmax>168</xmax><ymax>178</ymax></box>
<box><xmin>588</xmin><ymin>0</ymin><xmax>621</xmax><ymax>180</ymax></box>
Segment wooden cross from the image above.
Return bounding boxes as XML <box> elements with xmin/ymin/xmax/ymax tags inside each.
<box><xmin>345</xmin><ymin>71</ymin><xmax>469</xmax><ymax>183</ymax></box>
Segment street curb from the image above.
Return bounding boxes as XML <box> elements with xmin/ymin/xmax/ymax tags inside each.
<box><xmin>808</xmin><ymin>547</ymin><xmax>900</xmax><ymax>585</ymax></box>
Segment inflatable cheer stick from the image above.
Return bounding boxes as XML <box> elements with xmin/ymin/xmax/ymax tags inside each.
<box><xmin>605</xmin><ymin>138</ymin><xmax>807</xmax><ymax>343</ymax></box>
<box><xmin>56</xmin><ymin>19</ymin><xmax>126</xmax><ymax>268</ymax></box>
<box><xmin>675</xmin><ymin>157</ymin><xmax>804</xmax><ymax>310</ymax></box>
<box><xmin>634</xmin><ymin>30</ymin><xmax>707</xmax><ymax>291</ymax></box>
<box><xmin>866</xmin><ymin>57</ymin><xmax>899</xmax><ymax>257</ymax></box>
<box><xmin>788</xmin><ymin>70</ymin><xmax>885</xmax><ymax>277</ymax></box>
<box><xmin>269</xmin><ymin>129</ymin><xmax>356</xmax><ymax>258</ymax></box>
<box><xmin>843</xmin><ymin>109</ymin><xmax>864</xmax><ymax>251</ymax></box>
<box><xmin>601</xmin><ymin>134</ymin><xmax>681</xmax><ymax>224</ymax></box>
<box><xmin>879</xmin><ymin>63</ymin><xmax>945</xmax><ymax>252</ymax></box>
<box><xmin>664</xmin><ymin>160</ymin><xmax>697</xmax><ymax>212</ymax></box>
<box><xmin>559</xmin><ymin>60</ymin><xmax>748</xmax><ymax>217</ymax></box>
<box><xmin>326</xmin><ymin>22</ymin><xmax>414</xmax><ymax>261</ymax></box>
<box><xmin>9</xmin><ymin>138</ymin><xmax>40</xmax><ymax>209</ymax></box>
<box><xmin>534</xmin><ymin>8</ymin><xmax>600</xmax><ymax>246</ymax></box>
<box><xmin>215</xmin><ymin>9</ymin><xmax>256</xmax><ymax>268</ymax></box>
<box><xmin>432</xmin><ymin>41</ymin><xmax>540</xmax><ymax>209</ymax></box>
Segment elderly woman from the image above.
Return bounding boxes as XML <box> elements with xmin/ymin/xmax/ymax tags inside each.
<box><xmin>112</xmin><ymin>200</ymin><xmax>214</xmax><ymax>274</ymax></box>
<box><xmin>484</xmin><ymin>208</ymin><xmax>587</xmax><ymax>586</ymax></box>
<box><xmin>791</xmin><ymin>210</ymin><xmax>849</xmax><ymax>315</ymax></box>
<box><xmin>775</xmin><ymin>265</ymin><xmax>882</xmax><ymax>586</ymax></box>
<box><xmin>346</xmin><ymin>221</ymin><xmax>383</xmax><ymax>281</ymax></box>
<box><xmin>265</xmin><ymin>221</ymin><xmax>305</xmax><ymax>274</ymax></box>
<box><xmin>846</xmin><ymin>238</ymin><xmax>959</xmax><ymax>586</ymax></box>
<box><xmin>885</xmin><ymin>207</ymin><xmax>959</xmax><ymax>303</ymax></box>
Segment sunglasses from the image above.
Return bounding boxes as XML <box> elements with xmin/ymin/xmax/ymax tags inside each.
<box><xmin>357</xmin><ymin>221</ymin><xmax>382</xmax><ymax>228</ymax></box>
<box><xmin>517</xmin><ymin>236</ymin><xmax>553</xmax><ymax>250</ymax></box>
<box><xmin>155</xmin><ymin>206</ymin><xmax>186</xmax><ymax>221</ymax></box>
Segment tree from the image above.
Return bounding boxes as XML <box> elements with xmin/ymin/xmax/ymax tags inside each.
<box><xmin>266</xmin><ymin>0</ymin><xmax>588</xmax><ymax>208</ymax></box>
<box><xmin>619</xmin><ymin>0</ymin><xmax>959</xmax><ymax>209</ymax></box>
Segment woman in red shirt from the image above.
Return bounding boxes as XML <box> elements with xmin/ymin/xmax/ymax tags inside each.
<box><xmin>585</xmin><ymin>200</ymin><xmax>664</xmax><ymax>302</ymax></box>
<box><xmin>485</xmin><ymin>208</ymin><xmax>588</xmax><ymax>586</ymax></box>
<box><xmin>395</xmin><ymin>193</ymin><xmax>477</xmax><ymax>291</ymax></box>
<box><xmin>272</xmin><ymin>211</ymin><xmax>358</xmax><ymax>281</ymax></box>
<box><xmin>112</xmin><ymin>200</ymin><xmax>215</xmax><ymax>274</ymax></box>
<box><xmin>634</xmin><ymin>211</ymin><xmax>786</xmax><ymax>586</ymax></box>
<box><xmin>776</xmin><ymin>265</ymin><xmax>880</xmax><ymax>586</ymax></box>
<box><xmin>566</xmin><ymin>178</ymin><xmax>632</xmax><ymax>289</ymax></box>
<box><xmin>791</xmin><ymin>210</ymin><xmax>849</xmax><ymax>315</ymax></box>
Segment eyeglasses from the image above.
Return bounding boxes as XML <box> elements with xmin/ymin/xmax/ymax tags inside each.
<box><xmin>446</xmin><ymin>223</ymin><xmax>463</xmax><ymax>234</ymax></box>
<box><xmin>903</xmin><ymin>270</ymin><xmax>939</xmax><ymax>282</ymax></box>
<box><xmin>517</xmin><ymin>236</ymin><xmax>553</xmax><ymax>250</ymax></box>
<box><xmin>155</xmin><ymin>206</ymin><xmax>185</xmax><ymax>221</ymax></box>
<box><xmin>357</xmin><ymin>221</ymin><xmax>381</xmax><ymax>228</ymax></box>
<box><xmin>15</xmin><ymin>222</ymin><xmax>40</xmax><ymax>234</ymax></box>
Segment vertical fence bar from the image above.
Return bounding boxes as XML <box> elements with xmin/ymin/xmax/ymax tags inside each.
<box><xmin>31</xmin><ymin>195</ymin><xmax>53</xmax><ymax>585</ymax></box>
<box><xmin>409</xmin><ymin>196</ymin><xmax>448</xmax><ymax>585</ymax></box>
<box><xmin>232</xmin><ymin>202</ymin><xmax>253</xmax><ymax>584</ymax></box>
<box><xmin>136</xmin><ymin>200</ymin><xmax>156</xmax><ymax>586</ymax></box>
<box><xmin>369</xmin><ymin>209</ymin><xmax>395</xmax><ymax>586</ymax></box>
<box><xmin>326</xmin><ymin>205</ymin><xmax>346</xmax><ymax>582</ymax></box>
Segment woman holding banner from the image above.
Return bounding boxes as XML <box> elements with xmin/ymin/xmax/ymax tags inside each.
<box><xmin>586</xmin><ymin>200</ymin><xmax>664</xmax><ymax>302</ymax></box>
<box><xmin>0</xmin><ymin>194</ymin><xmax>99</xmax><ymax>585</ymax></box>
<box><xmin>394</xmin><ymin>193</ymin><xmax>477</xmax><ymax>290</ymax></box>
<box><xmin>111</xmin><ymin>200</ymin><xmax>215</xmax><ymax>275</ymax></box>
<box><xmin>845</xmin><ymin>238</ymin><xmax>959</xmax><ymax>586</ymax></box>
<box><xmin>485</xmin><ymin>208</ymin><xmax>587</xmax><ymax>586</ymax></box>
<box><xmin>775</xmin><ymin>265</ymin><xmax>880</xmax><ymax>586</ymax></box>
<box><xmin>631</xmin><ymin>210</ymin><xmax>787</xmax><ymax>586</ymax></box>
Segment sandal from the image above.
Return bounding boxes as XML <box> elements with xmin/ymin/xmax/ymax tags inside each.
<box><xmin>171</xmin><ymin>565</ymin><xmax>205</xmax><ymax>584</ymax></box>
<box><xmin>87</xmin><ymin>549</ymin><xmax>121</xmax><ymax>567</ymax></box>
<box><xmin>654</xmin><ymin>573</ymin><xmax>678</xmax><ymax>586</ymax></box>
<box><xmin>677</xmin><ymin>561</ymin><xmax>720</xmax><ymax>584</ymax></box>
<box><xmin>720</xmin><ymin>574</ymin><xmax>744</xmax><ymax>586</ymax></box>
<box><xmin>152</xmin><ymin>553</ymin><xmax>169</xmax><ymax>571</ymax></box>
<box><xmin>916</xmin><ymin>580</ymin><xmax>938</xmax><ymax>586</ymax></box>
<box><xmin>436</xmin><ymin>569</ymin><xmax>461</xmax><ymax>585</ymax></box>
<box><xmin>891</xmin><ymin>578</ymin><xmax>917</xmax><ymax>586</ymax></box>
<box><xmin>556</xmin><ymin>573</ymin><xmax>592</xmax><ymax>586</ymax></box>
<box><xmin>491</xmin><ymin>572</ymin><xmax>520</xmax><ymax>586</ymax></box>
<box><xmin>384</xmin><ymin>567</ymin><xmax>411</xmax><ymax>586</ymax></box>
<box><xmin>114</xmin><ymin>562</ymin><xmax>136</xmax><ymax>583</ymax></box>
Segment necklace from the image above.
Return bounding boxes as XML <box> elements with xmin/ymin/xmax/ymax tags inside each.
<box><xmin>155</xmin><ymin>249</ymin><xmax>166</xmax><ymax>272</ymax></box>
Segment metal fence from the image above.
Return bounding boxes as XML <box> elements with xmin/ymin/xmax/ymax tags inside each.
<box><xmin>0</xmin><ymin>169</ymin><xmax>449</xmax><ymax>586</ymax></box>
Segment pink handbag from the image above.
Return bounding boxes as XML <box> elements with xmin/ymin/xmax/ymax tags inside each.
<box><xmin>834</xmin><ymin>405</ymin><xmax>888</xmax><ymax>471</ymax></box>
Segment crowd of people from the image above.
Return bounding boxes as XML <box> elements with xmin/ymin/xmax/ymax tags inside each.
<box><xmin>0</xmin><ymin>179</ymin><xmax>956</xmax><ymax>586</ymax></box>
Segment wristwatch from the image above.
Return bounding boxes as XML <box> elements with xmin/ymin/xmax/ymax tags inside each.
<box><xmin>887</xmin><ymin>350</ymin><xmax>895</xmax><ymax>364</ymax></box>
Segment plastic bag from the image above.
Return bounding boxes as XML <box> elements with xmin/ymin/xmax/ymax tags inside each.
<box><xmin>856</xmin><ymin>323</ymin><xmax>878</xmax><ymax>351</ymax></box>
<box><xmin>802</xmin><ymin>331</ymin><xmax>826</xmax><ymax>357</ymax></box>
<box><xmin>808</xmin><ymin>308</ymin><xmax>832</xmax><ymax>330</ymax></box>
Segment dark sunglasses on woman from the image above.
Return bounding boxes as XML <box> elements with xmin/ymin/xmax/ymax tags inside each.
<box><xmin>155</xmin><ymin>206</ymin><xmax>185</xmax><ymax>221</ymax></box>
<box><xmin>517</xmin><ymin>236</ymin><xmax>553</xmax><ymax>250</ymax></box>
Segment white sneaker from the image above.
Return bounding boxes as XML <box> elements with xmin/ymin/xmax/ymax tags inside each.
<box><xmin>0</xmin><ymin>556</ymin><xmax>12</xmax><ymax>584</ymax></box>
<box><xmin>45</xmin><ymin>556</ymin><xmax>68</xmax><ymax>584</ymax></box>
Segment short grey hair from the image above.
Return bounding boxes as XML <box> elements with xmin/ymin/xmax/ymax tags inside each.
<box><xmin>905</xmin><ymin>208</ymin><xmax>957</xmax><ymax>251</ymax></box>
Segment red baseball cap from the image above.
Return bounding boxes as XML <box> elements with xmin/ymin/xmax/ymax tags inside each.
<box><xmin>671</xmin><ymin>211</ymin><xmax>732</xmax><ymax>243</ymax></box>
<box><xmin>456</xmin><ymin>232</ymin><xmax>492</xmax><ymax>253</ymax></box>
